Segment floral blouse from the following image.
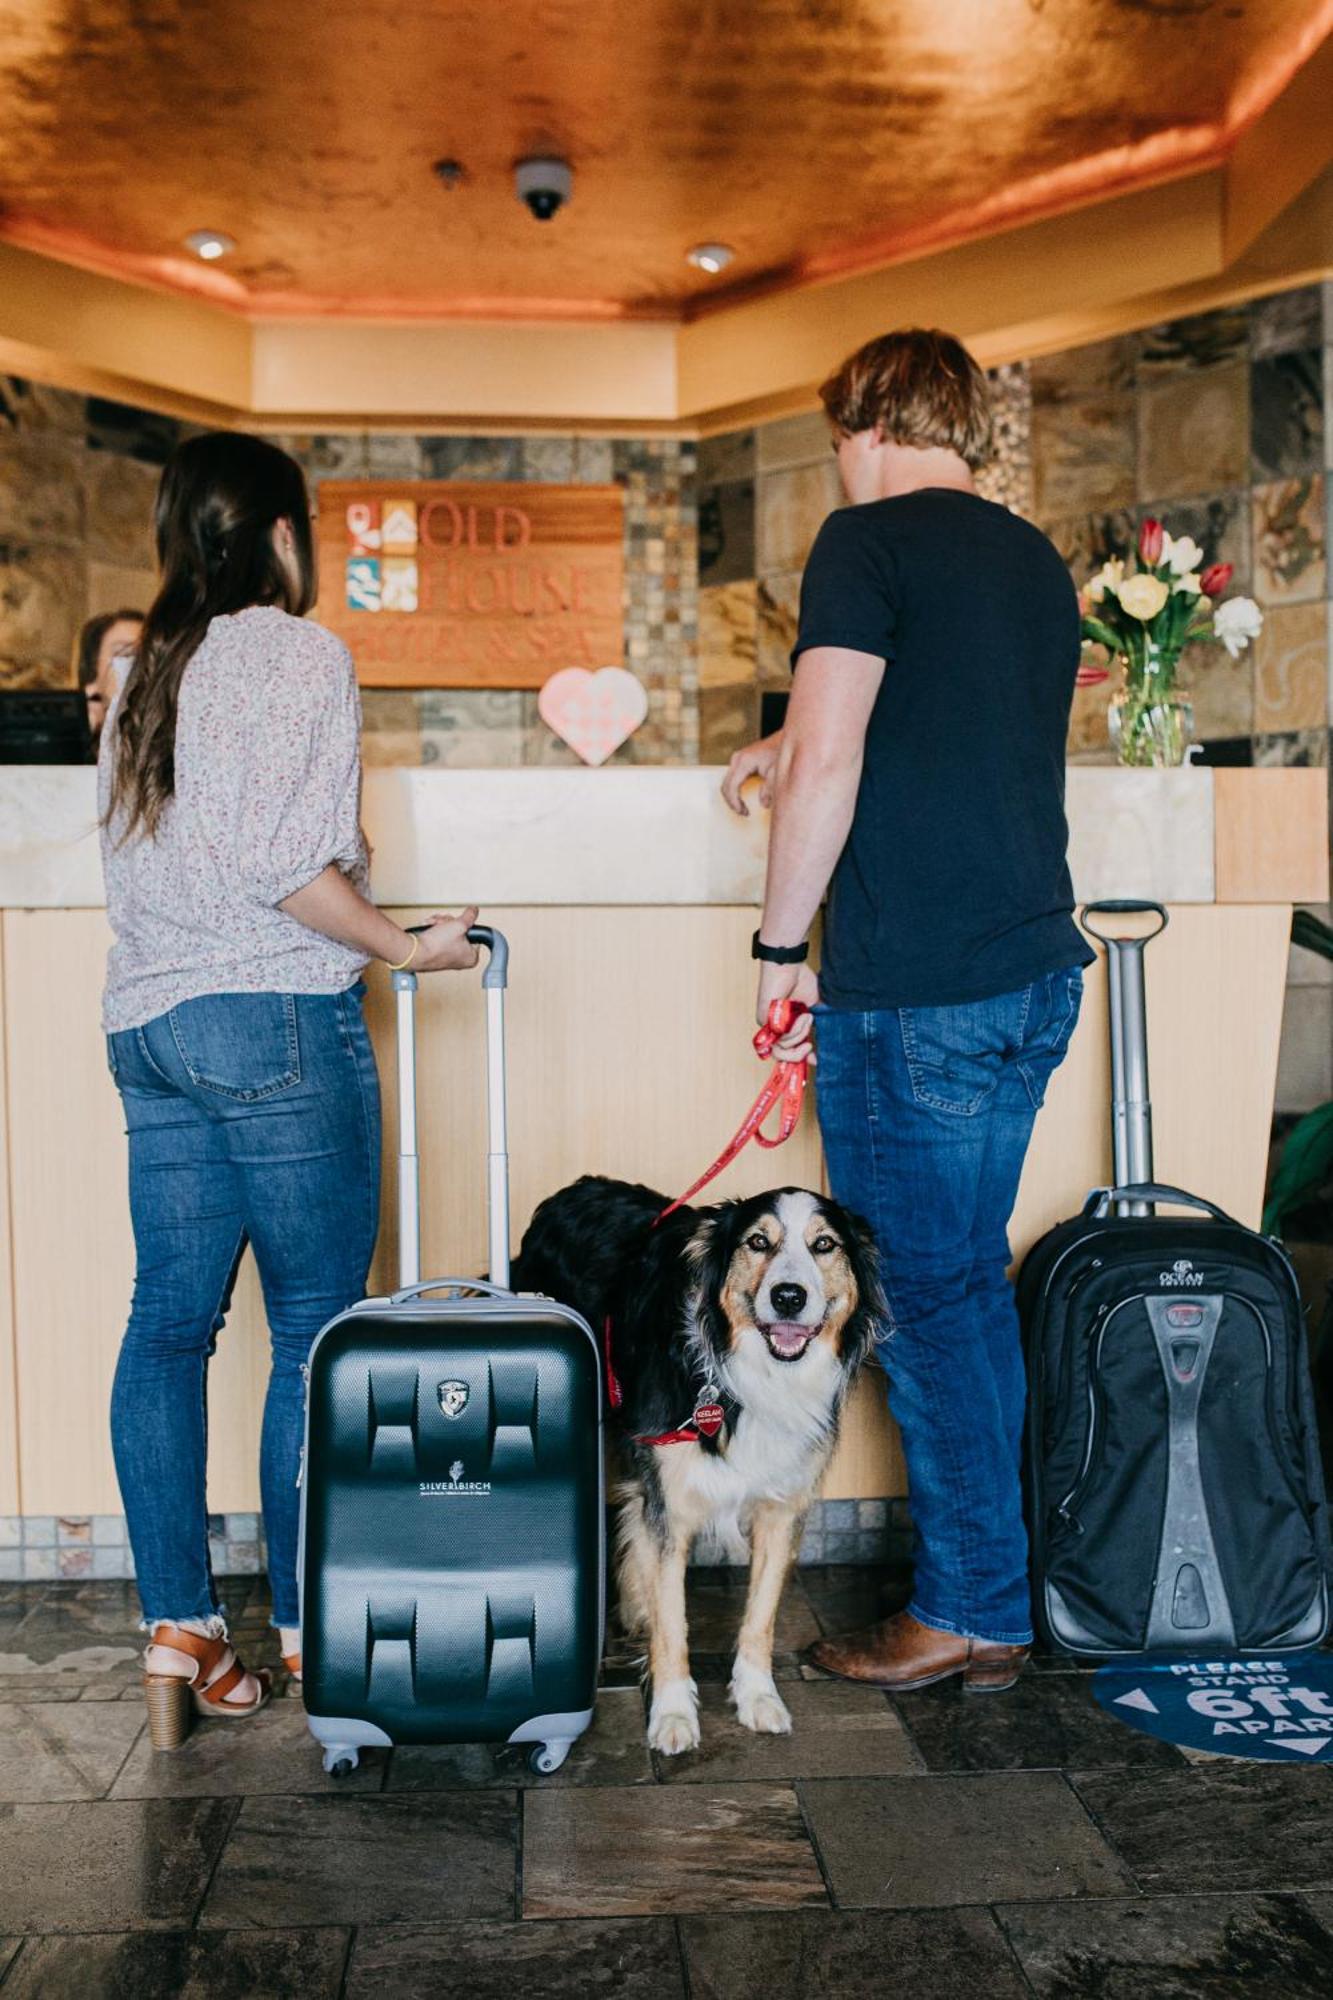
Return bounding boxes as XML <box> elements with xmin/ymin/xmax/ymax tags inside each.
<box><xmin>99</xmin><ymin>606</ymin><xmax>370</xmax><ymax>1034</ymax></box>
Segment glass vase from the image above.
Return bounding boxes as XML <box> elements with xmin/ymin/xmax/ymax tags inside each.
<box><xmin>1107</xmin><ymin>665</ymin><xmax>1194</xmax><ymax>769</ymax></box>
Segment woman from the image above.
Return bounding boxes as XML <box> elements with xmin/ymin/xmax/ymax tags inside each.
<box><xmin>101</xmin><ymin>431</ymin><xmax>477</xmax><ymax>1748</ymax></box>
<box><xmin>76</xmin><ymin>607</ymin><xmax>144</xmax><ymax>748</ymax></box>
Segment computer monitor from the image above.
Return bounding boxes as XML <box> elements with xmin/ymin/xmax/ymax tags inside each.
<box><xmin>0</xmin><ymin>689</ymin><xmax>95</xmax><ymax>764</ymax></box>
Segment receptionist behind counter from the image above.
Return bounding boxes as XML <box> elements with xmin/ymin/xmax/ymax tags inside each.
<box><xmin>77</xmin><ymin>607</ymin><xmax>144</xmax><ymax>749</ymax></box>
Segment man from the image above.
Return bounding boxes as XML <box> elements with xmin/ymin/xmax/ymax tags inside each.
<box><xmin>723</xmin><ymin>328</ymin><xmax>1091</xmax><ymax>1691</ymax></box>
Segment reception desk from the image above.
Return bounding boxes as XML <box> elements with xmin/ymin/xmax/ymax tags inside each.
<box><xmin>0</xmin><ymin>765</ymin><xmax>1326</xmax><ymax>1536</ymax></box>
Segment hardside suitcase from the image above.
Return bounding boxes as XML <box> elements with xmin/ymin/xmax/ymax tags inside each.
<box><xmin>1019</xmin><ymin>900</ymin><xmax>1331</xmax><ymax>1658</ymax></box>
<box><xmin>299</xmin><ymin>926</ymin><xmax>605</xmax><ymax>1775</ymax></box>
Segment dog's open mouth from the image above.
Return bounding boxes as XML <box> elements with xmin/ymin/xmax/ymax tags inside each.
<box><xmin>758</xmin><ymin>1321</ymin><xmax>820</xmax><ymax>1362</ymax></box>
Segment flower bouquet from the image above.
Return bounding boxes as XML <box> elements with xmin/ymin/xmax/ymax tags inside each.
<box><xmin>1077</xmin><ymin>518</ymin><xmax>1263</xmax><ymax>767</ymax></box>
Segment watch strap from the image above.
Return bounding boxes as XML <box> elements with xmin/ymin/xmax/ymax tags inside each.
<box><xmin>751</xmin><ymin>930</ymin><xmax>809</xmax><ymax>965</ymax></box>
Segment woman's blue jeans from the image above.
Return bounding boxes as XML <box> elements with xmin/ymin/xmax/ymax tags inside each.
<box><xmin>814</xmin><ymin>969</ymin><xmax>1083</xmax><ymax>1646</ymax></box>
<box><xmin>107</xmin><ymin>985</ymin><xmax>381</xmax><ymax>1628</ymax></box>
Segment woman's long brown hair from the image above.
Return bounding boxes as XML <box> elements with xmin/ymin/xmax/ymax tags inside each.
<box><xmin>106</xmin><ymin>431</ymin><xmax>316</xmax><ymax>842</ymax></box>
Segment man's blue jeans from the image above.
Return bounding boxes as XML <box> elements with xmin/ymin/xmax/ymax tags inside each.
<box><xmin>107</xmin><ymin>985</ymin><xmax>381</xmax><ymax>1628</ymax></box>
<box><xmin>814</xmin><ymin>969</ymin><xmax>1083</xmax><ymax>1645</ymax></box>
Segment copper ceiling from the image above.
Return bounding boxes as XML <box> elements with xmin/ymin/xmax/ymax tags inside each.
<box><xmin>0</xmin><ymin>0</ymin><xmax>1329</xmax><ymax>321</ymax></box>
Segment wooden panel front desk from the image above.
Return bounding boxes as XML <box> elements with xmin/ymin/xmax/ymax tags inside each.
<box><xmin>0</xmin><ymin>767</ymin><xmax>1325</xmax><ymax>1518</ymax></box>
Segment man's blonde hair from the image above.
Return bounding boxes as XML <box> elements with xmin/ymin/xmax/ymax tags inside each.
<box><xmin>820</xmin><ymin>328</ymin><xmax>993</xmax><ymax>470</ymax></box>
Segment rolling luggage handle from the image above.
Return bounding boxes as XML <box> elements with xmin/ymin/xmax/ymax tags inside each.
<box><xmin>1080</xmin><ymin>900</ymin><xmax>1168</xmax><ymax>1219</ymax></box>
<box><xmin>394</xmin><ymin>922</ymin><xmax>510</xmax><ymax>1293</ymax></box>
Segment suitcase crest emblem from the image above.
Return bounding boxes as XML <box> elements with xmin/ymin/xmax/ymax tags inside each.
<box><xmin>437</xmin><ymin>1379</ymin><xmax>470</xmax><ymax>1419</ymax></box>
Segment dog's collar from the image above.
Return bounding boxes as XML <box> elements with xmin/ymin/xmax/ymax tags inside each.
<box><xmin>602</xmin><ymin>1316</ymin><xmax>741</xmax><ymax>1449</ymax></box>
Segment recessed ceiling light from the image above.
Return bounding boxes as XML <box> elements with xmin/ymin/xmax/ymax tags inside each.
<box><xmin>183</xmin><ymin>229</ymin><xmax>235</xmax><ymax>262</ymax></box>
<box><xmin>686</xmin><ymin>243</ymin><xmax>735</xmax><ymax>275</ymax></box>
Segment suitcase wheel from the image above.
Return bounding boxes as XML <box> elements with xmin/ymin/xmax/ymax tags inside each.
<box><xmin>322</xmin><ymin>1746</ymin><xmax>360</xmax><ymax>1778</ymax></box>
<box><xmin>529</xmin><ymin>1740</ymin><xmax>572</xmax><ymax>1775</ymax></box>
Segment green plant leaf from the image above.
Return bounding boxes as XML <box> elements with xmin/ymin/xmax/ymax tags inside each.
<box><xmin>1081</xmin><ymin>616</ymin><xmax>1123</xmax><ymax>653</ymax></box>
<box><xmin>1263</xmin><ymin>1100</ymin><xmax>1333</xmax><ymax>1236</ymax></box>
<box><xmin>1292</xmin><ymin>908</ymin><xmax>1333</xmax><ymax>963</ymax></box>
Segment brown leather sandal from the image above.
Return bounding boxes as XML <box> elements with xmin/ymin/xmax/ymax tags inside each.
<box><xmin>142</xmin><ymin>1623</ymin><xmax>271</xmax><ymax>1749</ymax></box>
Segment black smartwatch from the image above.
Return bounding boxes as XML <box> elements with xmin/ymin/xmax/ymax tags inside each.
<box><xmin>752</xmin><ymin>931</ymin><xmax>809</xmax><ymax>965</ymax></box>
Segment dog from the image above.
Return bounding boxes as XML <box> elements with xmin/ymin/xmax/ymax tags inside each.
<box><xmin>514</xmin><ymin>1175</ymin><xmax>884</xmax><ymax>1754</ymax></box>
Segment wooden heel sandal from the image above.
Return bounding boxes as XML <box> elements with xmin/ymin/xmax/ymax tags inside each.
<box><xmin>143</xmin><ymin>1624</ymin><xmax>271</xmax><ymax>1749</ymax></box>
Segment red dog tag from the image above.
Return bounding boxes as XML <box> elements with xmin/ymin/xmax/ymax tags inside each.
<box><xmin>693</xmin><ymin>1401</ymin><xmax>725</xmax><ymax>1438</ymax></box>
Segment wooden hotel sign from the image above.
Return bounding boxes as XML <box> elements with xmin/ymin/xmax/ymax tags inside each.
<box><xmin>315</xmin><ymin>480</ymin><xmax>625</xmax><ymax>689</ymax></box>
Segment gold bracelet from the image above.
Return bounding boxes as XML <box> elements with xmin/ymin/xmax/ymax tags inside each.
<box><xmin>385</xmin><ymin>936</ymin><xmax>420</xmax><ymax>972</ymax></box>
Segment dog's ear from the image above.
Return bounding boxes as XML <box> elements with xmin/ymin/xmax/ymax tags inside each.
<box><xmin>685</xmin><ymin>1205</ymin><xmax>744</xmax><ymax>1358</ymax></box>
<box><xmin>831</xmin><ymin>1202</ymin><xmax>890</xmax><ymax>1366</ymax></box>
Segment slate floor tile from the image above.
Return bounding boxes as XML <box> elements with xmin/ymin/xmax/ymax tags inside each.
<box><xmin>892</xmin><ymin>1673</ymin><xmax>1186</xmax><ymax>1773</ymax></box>
<box><xmin>4</xmin><ymin>1581</ymin><xmax>147</xmax><ymax>1650</ymax></box>
<box><xmin>0</xmin><ymin>1925</ymin><xmax>350</xmax><ymax>1998</ymax></box>
<box><xmin>1071</xmin><ymin>1766</ymin><xmax>1333</xmax><ymax>1892</ymax></box>
<box><xmin>0</xmin><ymin>1798</ymin><xmax>235</xmax><ymax>1932</ymax></box>
<box><xmin>386</xmin><ymin>1685</ymin><xmax>652</xmax><ymax>1791</ymax></box>
<box><xmin>799</xmin><ymin>1773</ymin><xmax>1131</xmax><ymax>1908</ymax></box>
<box><xmin>656</xmin><ymin>1680</ymin><xmax>921</xmax><ymax>1783</ymax></box>
<box><xmin>522</xmin><ymin>1784</ymin><xmax>827</xmax><ymax>1917</ymax></box>
<box><xmin>200</xmin><ymin>1793</ymin><xmax>517</xmax><ymax>1928</ymax></box>
<box><xmin>680</xmin><ymin>1571</ymin><xmax>821</xmax><ymax>1658</ymax></box>
<box><xmin>679</xmin><ymin>1907</ymin><xmax>1029</xmax><ymax>2000</ymax></box>
<box><xmin>0</xmin><ymin>1701</ymin><xmax>144</xmax><ymax>1800</ymax></box>
<box><xmin>0</xmin><ymin>1585</ymin><xmax>50</xmax><ymax>1641</ymax></box>
<box><xmin>796</xmin><ymin>1563</ymin><xmax>912</xmax><ymax>1639</ymax></box>
<box><xmin>347</xmin><ymin>1919</ymin><xmax>685</xmax><ymax>1999</ymax></box>
<box><xmin>109</xmin><ymin>1698</ymin><xmax>382</xmax><ymax>1799</ymax></box>
<box><xmin>997</xmin><ymin>1891</ymin><xmax>1333</xmax><ymax>1998</ymax></box>
<box><xmin>1028</xmin><ymin>1645</ymin><xmax>1100</xmax><ymax>1675</ymax></box>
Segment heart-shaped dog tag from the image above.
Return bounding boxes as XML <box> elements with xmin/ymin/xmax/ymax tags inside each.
<box><xmin>537</xmin><ymin>666</ymin><xmax>648</xmax><ymax>766</ymax></box>
<box><xmin>693</xmin><ymin>1401</ymin><xmax>726</xmax><ymax>1439</ymax></box>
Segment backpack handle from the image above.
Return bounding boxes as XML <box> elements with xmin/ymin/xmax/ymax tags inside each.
<box><xmin>1084</xmin><ymin>1183</ymin><xmax>1237</xmax><ymax>1225</ymax></box>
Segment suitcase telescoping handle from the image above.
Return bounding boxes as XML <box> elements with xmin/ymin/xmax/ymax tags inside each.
<box><xmin>1080</xmin><ymin>901</ymin><xmax>1168</xmax><ymax>1220</ymax></box>
<box><xmin>392</xmin><ymin>923</ymin><xmax>511</xmax><ymax>1294</ymax></box>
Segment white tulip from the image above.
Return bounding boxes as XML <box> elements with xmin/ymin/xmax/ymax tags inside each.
<box><xmin>1173</xmin><ymin>571</ymin><xmax>1202</xmax><ymax>595</ymax></box>
<box><xmin>1212</xmin><ymin>596</ymin><xmax>1263</xmax><ymax>658</ymax></box>
<box><xmin>1087</xmin><ymin>558</ymin><xmax>1125</xmax><ymax>603</ymax></box>
<box><xmin>1162</xmin><ymin>532</ymin><xmax>1205</xmax><ymax>576</ymax></box>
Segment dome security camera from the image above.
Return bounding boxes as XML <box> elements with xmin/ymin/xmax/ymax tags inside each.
<box><xmin>515</xmin><ymin>157</ymin><xmax>573</xmax><ymax>222</ymax></box>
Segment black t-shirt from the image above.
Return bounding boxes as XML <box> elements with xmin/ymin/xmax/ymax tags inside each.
<box><xmin>792</xmin><ymin>488</ymin><xmax>1093</xmax><ymax>1010</ymax></box>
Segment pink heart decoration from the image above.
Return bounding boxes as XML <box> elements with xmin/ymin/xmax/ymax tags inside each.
<box><xmin>537</xmin><ymin>667</ymin><xmax>648</xmax><ymax>767</ymax></box>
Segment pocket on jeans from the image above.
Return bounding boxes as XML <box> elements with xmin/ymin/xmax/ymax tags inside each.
<box><xmin>898</xmin><ymin>1006</ymin><xmax>1000</xmax><ymax>1116</ymax></box>
<box><xmin>168</xmin><ymin>993</ymin><xmax>301</xmax><ymax>1101</ymax></box>
<box><xmin>1017</xmin><ymin>969</ymin><xmax>1084</xmax><ymax>1109</ymax></box>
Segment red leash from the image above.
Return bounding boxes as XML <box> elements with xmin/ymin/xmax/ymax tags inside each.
<box><xmin>604</xmin><ymin>998</ymin><xmax>811</xmax><ymax>1448</ymax></box>
<box><xmin>654</xmin><ymin>998</ymin><xmax>811</xmax><ymax>1224</ymax></box>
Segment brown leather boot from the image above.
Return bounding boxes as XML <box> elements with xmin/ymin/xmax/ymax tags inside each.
<box><xmin>808</xmin><ymin>1611</ymin><xmax>1028</xmax><ymax>1693</ymax></box>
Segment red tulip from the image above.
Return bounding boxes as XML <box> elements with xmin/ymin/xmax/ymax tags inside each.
<box><xmin>1138</xmin><ymin>517</ymin><xmax>1164</xmax><ymax>565</ymax></box>
<box><xmin>1200</xmin><ymin>562</ymin><xmax>1233</xmax><ymax>598</ymax></box>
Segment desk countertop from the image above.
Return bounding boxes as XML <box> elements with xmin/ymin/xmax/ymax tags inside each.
<box><xmin>0</xmin><ymin>761</ymin><xmax>1320</xmax><ymax>909</ymax></box>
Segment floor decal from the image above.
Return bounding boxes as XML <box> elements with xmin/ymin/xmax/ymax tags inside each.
<box><xmin>1094</xmin><ymin>1653</ymin><xmax>1333</xmax><ymax>1760</ymax></box>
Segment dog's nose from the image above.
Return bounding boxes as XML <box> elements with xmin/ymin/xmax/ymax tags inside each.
<box><xmin>771</xmin><ymin>1283</ymin><xmax>807</xmax><ymax>1319</ymax></box>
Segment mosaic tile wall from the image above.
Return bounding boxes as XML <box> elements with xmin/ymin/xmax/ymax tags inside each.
<box><xmin>0</xmin><ymin>1498</ymin><xmax>911</xmax><ymax>1581</ymax></box>
<box><xmin>0</xmin><ymin>389</ymin><xmax>699</xmax><ymax>765</ymax></box>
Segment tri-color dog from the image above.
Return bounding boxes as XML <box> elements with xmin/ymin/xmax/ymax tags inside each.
<box><xmin>515</xmin><ymin>1175</ymin><xmax>884</xmax><ymax>1754</ymax></box>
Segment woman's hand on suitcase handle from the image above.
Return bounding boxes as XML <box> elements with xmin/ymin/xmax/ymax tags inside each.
<box><xmin>412</xmin><ymin>906</ymin><xmax>481</xmax><ymax>972</ymax></box>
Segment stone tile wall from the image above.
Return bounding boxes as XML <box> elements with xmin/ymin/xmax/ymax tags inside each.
<box><xmin>0</xmin><ymin>393</ymin><xmax>698</xmax><ymax>765</ymax></box>
<box><xmin>0</xmin><ymin>1498</ymin><xmax>907</xmax><ymax>1579</ymax></box>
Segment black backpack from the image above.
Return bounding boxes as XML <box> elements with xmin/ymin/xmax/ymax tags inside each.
<box><xmin>1019</xmin><ymin>904</ymin><xmax>1331</xmax><ymax>1657</ymax></box>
